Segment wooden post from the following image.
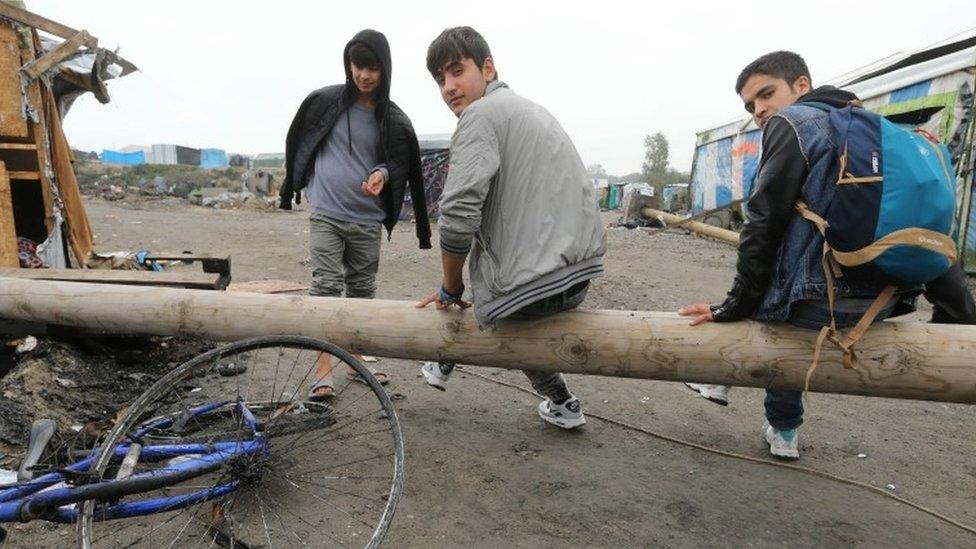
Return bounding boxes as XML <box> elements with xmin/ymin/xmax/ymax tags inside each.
<box><xmin>642</xmin><ymin>207</ymin><xmax>740</xmax><ymax>246</ymax></box>
<box><xmin>1</xmin><ymin>277</ymin><xmax>974</xmax><ymax>404</ymax></box>
<box><xmin>0</xmin><ymin>163</ymin><xmax>18</xmax><ymax>267</ymax></box>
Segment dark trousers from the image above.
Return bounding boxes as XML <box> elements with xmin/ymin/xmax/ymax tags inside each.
<box><xmin>925</xmin><ymin>261</ymin><xmax>976</xmax><ymax>324</ymax></box>
<box><xmin>441</xmin><ymin>282</ymin><xmax>589</xmax><ymax>402</ymax></box>
<box><xmin>506</xmin><ymin>282</ymin><xmax>589</xmax><ymax>402</ymax></box>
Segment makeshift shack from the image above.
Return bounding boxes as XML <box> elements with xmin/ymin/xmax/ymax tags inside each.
<box><xmin>0</xmin><ymin>2</ymin><xmax>135</xmax><ymax>269</ymax></box>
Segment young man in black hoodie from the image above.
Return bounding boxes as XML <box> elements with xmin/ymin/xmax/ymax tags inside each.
<box><xmin>281</xmin><ymin>29</ymin><xmax>432</xmax><ymax>399</ymax></box>
<box><xmin>679</xmin><ymin>51</ymin><xmax>976</xmax><ymax>460</ymax></box>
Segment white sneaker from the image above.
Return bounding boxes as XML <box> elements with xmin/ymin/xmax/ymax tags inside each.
<box><xmin>684</xmin><ymin>383</ymin><xmax>730</xmax><ymax>406</ymax></box>
<box><xmin>763</xmin><ymin>422</ymin><xmax>800</xmax><ymax>460</ymax></box>
<box><xmin>420</xmin><ymin>362</ymin><xmax>453</xmax><ymax>391</ymax></box>
<box><xmin>537</xmin><ymin>396</ymin><xmax>586</xmax><ymax>429</ymax></box>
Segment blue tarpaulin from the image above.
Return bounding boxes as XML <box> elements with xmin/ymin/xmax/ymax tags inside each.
<box><xmin>101</xmin><ymin>149</ymin><xmax>145</xmax><ymax>165</ymax></box>
<box><xmin>200</xmin><ymin>148</ymin><xmax>229</xmax><ymax>168</ymax></box>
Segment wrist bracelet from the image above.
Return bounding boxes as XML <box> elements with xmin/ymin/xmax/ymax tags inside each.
<box><xmin>438</xmin><ymin>285</ymin><xmax>464</xmax><ymax>302</ymax></box>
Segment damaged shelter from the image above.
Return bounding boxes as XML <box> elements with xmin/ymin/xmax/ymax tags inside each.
<box><xmin>0</xmin><ymin>2</ymin><xmax>135</xmax><ymax>270</ymax></box>
<box><xmin>0</xmin><ymin>4</ymin><xmax>231</xmax><ymax>291</ymax></box>
<box><xmin>401</xmin><ymin>133</ymin><xmax>451</xmax><ymax>220</ymax></box>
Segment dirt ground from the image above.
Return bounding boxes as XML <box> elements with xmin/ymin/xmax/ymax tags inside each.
<box><xmin>4</xmin><ymin>196</ymin><xmax>975</xmax><ymax>547</ymax></box>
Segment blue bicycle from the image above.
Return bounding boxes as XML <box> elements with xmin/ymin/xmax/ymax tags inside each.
<box><xmin>0</xmin><ymin>335</ymin><xmax>404</xmax><ymax>548</ymax></box>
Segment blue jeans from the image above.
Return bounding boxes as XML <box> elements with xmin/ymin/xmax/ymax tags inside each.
<box><xmin>764</xmin><ymin>297</ymin><xmax>896</xmax><ymax>430</ymax></box>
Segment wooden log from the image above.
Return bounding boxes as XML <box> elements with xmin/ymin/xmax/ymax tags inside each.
<box><xmin>0</xmin><ymin>277</ymin><xmax>974</xmax><ymax>404</ymax></box>
<box><xmin>642</xmin><ymin>207</ymin><xmax>740</xmax><ymax>246</ymax></box>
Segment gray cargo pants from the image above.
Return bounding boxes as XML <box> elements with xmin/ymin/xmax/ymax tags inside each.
<box><xmin>309</xmin><ymin>215</ymin><xmax>382</xmax><ymax>298</ymax></box>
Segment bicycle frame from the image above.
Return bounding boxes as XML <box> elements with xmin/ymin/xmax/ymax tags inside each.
<box><xmin>0</xmin><ymin>400</ymin><xmax>263</xmax><ymax>525</ymax></box>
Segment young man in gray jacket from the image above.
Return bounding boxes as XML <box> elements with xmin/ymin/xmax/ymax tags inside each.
<box><xmin>417</xmin><ymin>27</ymin><xmax>607</xmax><ymax>429</ymax></box>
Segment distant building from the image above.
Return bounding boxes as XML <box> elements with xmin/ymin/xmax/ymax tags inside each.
<box><xmin>253</xmin><ymin>152</ymin><xmax>285</xmax><ymax>169</ymax></box>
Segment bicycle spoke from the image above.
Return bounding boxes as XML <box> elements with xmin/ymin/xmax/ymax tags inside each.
<box><xmin>78</xmin><ymin>337</ymin><xmax>402</xmax><ymax>548</ymax></box>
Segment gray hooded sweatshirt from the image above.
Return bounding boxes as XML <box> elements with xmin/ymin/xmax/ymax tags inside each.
<box><xmin>439</xmin><ymin>81</ymin><xmax>607</xmax><ymax>326</ymax></box>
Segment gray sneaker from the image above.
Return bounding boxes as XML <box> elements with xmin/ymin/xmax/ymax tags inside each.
<box><xmin>538</xmin><ymin>396</ymin><xmax>586</xmax><ymax>429</ymax></box>
<box><xmin>763</xmin><ymin>422</ymin><xmax>800</xmax><ymax>460</ymax></box>
<box><xmin>421</xmin><ymin>361</ymin><xmax>453</xmax><ymax>391</ymax></box>
<box><xmin>684</xmin><ymin>383</ymin><xmax>730</xmax><ymax>406</ymax></box>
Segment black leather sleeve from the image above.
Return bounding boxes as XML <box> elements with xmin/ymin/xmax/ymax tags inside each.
<box><xmin>711</xmin><ymin>116</ymin><xmax>807</xmax><ymax>321</ymax></box>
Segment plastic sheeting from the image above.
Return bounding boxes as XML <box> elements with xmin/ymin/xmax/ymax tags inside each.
<box><xmin>200</xmin><ymin>148</ymin><xmax>229</xmax><ymax>168</ymax></box>
<box><xmin>101</xmin><ymin>149</ymin><xmax>145</xmax><ymax>165</ymax></box>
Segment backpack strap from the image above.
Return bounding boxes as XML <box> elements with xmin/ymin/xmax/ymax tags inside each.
<box><xmin>837</xmin><ymin>285</ymin><xmax>898</xmax><ymax>366</ymax></box>
<box><xmin>795</xmin><ymin>201</ymin><xmax>895</xmax><ymax>391</ymax></box>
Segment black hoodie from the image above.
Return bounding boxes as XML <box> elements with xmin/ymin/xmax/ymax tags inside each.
<box><xmin>280</xmin><ymin>29</ymin><xmax>431</xmax><ymax>249</ymax></box>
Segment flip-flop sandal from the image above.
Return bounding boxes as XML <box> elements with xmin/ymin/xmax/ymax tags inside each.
<box><xmin>346</xmin><ymin>369</ymin><xmax>389</xmax><ymax>386</ymax></box>
<box><xmin>307</xmin><ymin>377</ymin><xmax>336</xmax><ymax>402</ymax></box>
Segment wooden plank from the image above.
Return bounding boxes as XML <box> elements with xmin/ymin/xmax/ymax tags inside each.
<box><xmin>27</xmin><ymin>51</ymin><xmax>52</xmax><ymax>236</ymax></box>
<box><xmin>0</xmin><ymin>142</ymin><xmax>36</xmax><ymax>150</ymax></box>
<box><xmin>2</xmin><ymin>278</ymin><xmax>976</xmax><ymax>404</ymax></box>
<box><xmin>0</xmin><ymin>162</ymin><xmax>18</xmax><ymax>267</ymax></box>
<box><xmin>0</xmin><ymin>268</ymin><xmax>226</xmax><ymax>290</ymax></box>
<box><xmin>7</xmin><ymin>170</ymin><xmax>37</xmax><ymax>179</ymax></box>
<box><xmin>20</xmin><ymin>30</ymin><xmax>89</xmax><ymax>80</ymax></box>
<box><xmin>228</xmin><ymin>280</ymin><xmax>308</xmax><ymax>295</ymax></box>
<box><xmin>0</xmin><ymin>24</ymin><xmax>28</xmax><ymax>138</ymax></box>
<box><xmin>145</xmin><ymin>253</ymin><xmax>231</xmax><ymax>276</ymax></box>
<box><xmin>0</xmin><ymin>3</ymin><xmax>97</xmax><ymax>47</ymax></box>
<box><xmin>43</xmin><ymin>84</ymin><xmax>92</xmax><ymax>260</ymax></box>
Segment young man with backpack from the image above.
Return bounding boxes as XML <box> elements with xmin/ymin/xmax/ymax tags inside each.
<box><xmin>679</xmin><ymin>51</ymin><xmax>974</xmax><ymax>460</ymax></box>
<box><xmin>280</xmin><ymin>29</ymin><xmax>432</xmax><ymax>399</ymax></box>
<box><xmin>416</xmin><ymin>26</ymin><xmax>607</xmax><ymax>429</ymax></box>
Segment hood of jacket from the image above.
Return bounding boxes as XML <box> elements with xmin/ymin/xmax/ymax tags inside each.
<box><xmin>797</xmin><ymin>85</ymin><xmax>859</xmax><ymax>109</ymax></box>
<box><xmin>342</xmin><ymin>29</ymin><xmax>392</xmax><ymax>109</ymax></box>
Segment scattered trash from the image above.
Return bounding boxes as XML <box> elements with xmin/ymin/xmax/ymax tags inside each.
<box><xmin>54</xmin><ymin>377</ymin><xmax>78</xmax><ymax>389</ymax></box>
<box><xmin>886</xmin><ymin>484</ymin><xmax>896</xmax><ymax>491</ymax></box>
<box><xmin>0</xmin><ymin>468</ymin><xmax>17</xmax><ymax>485</ymax></box>
<box><xmin>857</xmin><ymin>453</ymin><xmax>867</xmax><ymax>459</ymax></box>
<box><xmin>641</xmin><ymin>396</ymin><xmax>650</xmax><ymax>403</ymax></box>
<box><xmin>362</xmin><ymin>355</ymin><xmax>378</xmax><ymax>363</ymax></box>
<box><xmin>12</xmin><ymin>336</ymin><xmax>37</xmax><ymax>354</ymax></box>
<box><xmin>217</xmin><ymin>362</ymin><xmax>247</xmax><ymax>377</ymax></box>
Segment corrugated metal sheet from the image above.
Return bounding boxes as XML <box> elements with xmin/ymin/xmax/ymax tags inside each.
<box><xmin>151</xmin><ymin>144</ymin><xmax>177</xmax><ymax>165</ymax></box>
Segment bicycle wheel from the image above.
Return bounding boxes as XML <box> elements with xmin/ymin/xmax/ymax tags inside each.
<box><xmin>77</xmin><ymin>335</ymin><xmax>404</xmax><ymax>549</ymax></box>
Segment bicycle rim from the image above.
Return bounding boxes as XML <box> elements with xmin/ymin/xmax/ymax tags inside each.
<box><xmin>77</xmin><ymin>335</ymin><xmax>404</xmax><ymax>549</ymax></box>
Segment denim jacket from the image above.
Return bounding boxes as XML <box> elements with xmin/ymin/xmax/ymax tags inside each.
<box><xmin>752</xmin><ymin>104</ymin><xmax>892</xmax><ymax>322</ymax></box>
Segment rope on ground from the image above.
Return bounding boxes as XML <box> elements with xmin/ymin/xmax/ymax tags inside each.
<box><xmin>455</xmin><ymin>366</ymin><xmax>976</xmax><ymax>537</ymax></box>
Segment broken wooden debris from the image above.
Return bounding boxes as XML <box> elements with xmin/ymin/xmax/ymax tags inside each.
<box><xmin>642</xmin><ymin>207</ymin><xmax>740</xmax><ymax>246</ymax></box>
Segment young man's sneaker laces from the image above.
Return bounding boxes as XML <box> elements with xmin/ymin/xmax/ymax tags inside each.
<box><xmin>537</xmin><ymin>396</ymin><xmax>586</xmax><ymax>429</ymax></box>
<box><xmin>420</xmin><ymin>361</ymin><xmax>452</xmax><ymax>391</ymax></box>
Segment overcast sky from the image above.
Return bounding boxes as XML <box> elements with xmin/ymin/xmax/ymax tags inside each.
<box><xmin>31</xmin><ymin>0</ymin><xmax>975</xmax><ymax>175</ymax></box>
